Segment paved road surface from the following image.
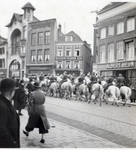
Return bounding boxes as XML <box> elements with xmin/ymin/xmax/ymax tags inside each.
<box><xmin>20</xmin><ymin>96</ymin><xmax>136</xmax><ymax>148</ymax></box>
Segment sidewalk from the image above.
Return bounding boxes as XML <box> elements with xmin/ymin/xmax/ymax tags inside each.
<box><xmin>20</xmin><ymin>109</ymin><xmax>123</xmax><ymax>148</ymax></box>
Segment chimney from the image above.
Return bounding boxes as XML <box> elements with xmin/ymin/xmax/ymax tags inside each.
<box><xmin>58</xmin><ymin>24</ymin><xmax>62</xmax><ymax>39</ymax></box>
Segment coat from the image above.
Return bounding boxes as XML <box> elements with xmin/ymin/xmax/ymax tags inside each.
<box><xmin>26</xmin><ymin>89</ymin><xmax>50</xmax><ymax>131</ymax></box>
<box><xmin>0</xmin><ymin>95</ymin><xmax>20</xmax><ymax>148</ymax></box>
<box><xmin>13</xmin><ymin>85</ymin><xmax>27</xmax><ymax>110</ymax></box>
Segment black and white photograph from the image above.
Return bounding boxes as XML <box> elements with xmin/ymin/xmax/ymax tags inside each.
<box><xmin>0</xmin><ymin>0</ymin><xmax>136</xmax><ymax>148</ymax></box>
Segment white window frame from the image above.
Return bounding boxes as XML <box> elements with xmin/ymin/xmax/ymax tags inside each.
<box><xmin>44</xmin><ymin>49</ymin><xmax>50</xmax><ymax>62</ymax></box>
<box><xmin>117</xmin><ymin>41</ymin><xmax>124</xmax><ymax>60</ymax></box>
<box><xmin>66</xmin><ymin>61</ymin><xmax>71</xmax><ymax>69</ymax></box>
<box><xmin>38</xmin><ymin>49</ymin><xmax>42</xmax><ymax>62</ymax></box>
<box><xmin>100</xmin><ymin>45</ymin><xmax>106</xmax><ymax>63</ymax></box>
<box><xmin>57</xmin><ymin>61</ymin><xmax>63</xmax><ymax>69</ymax></box>
<box><xmin>100</xmin><ymin>28</ymin><xmax>106</xmax><ymax>39</ymax></box>
<box><xmin>74</xmin><ymin>46</ymin><xmax>80</xmax><ymax>56</ymax></box>
<box><xmin>117</xmin><ymin>22</ymin><xmax>124</xmax><ymax>35</ymax></box>
<box><xmin>127</xmin><ymin>17</ymin><xmax>135</xmax><ymax>32</ymax></box>
<box><xmin>74</xmin><ymin>61</ymin><xmax>80</xmax><ymax>69</ymax></box>
<box><xmin>57</xmin><ymin>46</ymin><xmax>63</xmax><ymax>56</ymax></box>
<box><xmin>65</xmin><ymin>46</ymin><xmax>72</xmax><ymax>56</ymax></box>
<box><xmin>108</xmin><ymin>43</ymin><xmax>114</xmax><ymax>62</ymax></box>
<box><xmin>108</xmin><ymin>25</ymin><xmax>114</xmax><ymax>36</ymax></box>
<box><xmin>126</xmin><ymin>42</ymin><xmax>134</xmax><ymax>60</ymax></box>
<box><xmin>31</xmin><ymin>50</ymin><xmax>36</xmax><ymax>62</ymax></box>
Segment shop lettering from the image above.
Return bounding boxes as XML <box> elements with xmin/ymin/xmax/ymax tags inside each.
<box><xmin>107</xmin><ymin>62</ymin><xmax>134</xmax><ymax>69</ymax></box>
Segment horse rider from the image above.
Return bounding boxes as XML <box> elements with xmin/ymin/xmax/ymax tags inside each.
<box><xmin>103</xmin><ymin>76</ymin><xmax>114</xmax><ymax>92</ymax></box>
<box><xmin>87</xmin><ymin>72</ymin><xmax>97</xmax><ymax>92</ymax></box>
<box><xmin>71</xmin><ymin>73</ymin><xmax>76</xmax><ymax>84</ymax></box>
<box><xmin>74</xmin><ymin>74</ymin><xmax>85</xmax><ymax>94</ymax></box>
<box><xmin>49</xmin><ymin>74</ymin><xmax>56</xmax><ymax>86</ymax></box>
<box><xmin>116</xmin><ymin>74</ymin><xmax>126</xmax><ymax>88</ymax></box>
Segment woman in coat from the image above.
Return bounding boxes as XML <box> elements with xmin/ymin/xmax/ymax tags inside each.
<box><xmin>23</xmin><ymin>81</ymin><xmax>50</xmax><ymax>143</ymax></box>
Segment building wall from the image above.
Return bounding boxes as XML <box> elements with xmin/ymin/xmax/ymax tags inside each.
<box><xmin>26</xmin><ymin>19</ymin><xmax>57</xmax><ymax>76</ymax></box>
<box><xmin>95</xmin><ymin>2</ymin><xmax>136</xmax><ymax>82</ymax></box>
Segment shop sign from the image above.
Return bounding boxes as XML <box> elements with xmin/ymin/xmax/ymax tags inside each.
<box><xmin>107</xmin><ymin>61</ymin><xmax>135</xmax><ymax>69</ymax></box>
<box><xmin>55</xmin><ymin>56</ymin><xmax>83</xmax><ymax>60</ymax></box>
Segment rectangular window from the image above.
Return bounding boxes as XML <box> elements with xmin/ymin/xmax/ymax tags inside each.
<box><xmin>126</xmin><ymin>42</ymin><xmax>134</xmax><ymax>60</ymax></box>
<box><xmin>65</xmin><ymin>36</ymin><xmax>73</xmax><ymax>41</ymax></box>
<box><xmin>44</xmin><ymin>49</ymin><xmax>50</xmax><ymax>62</ymax></box>
<box><xmin>108</xmin><ymin>43</ymin><xmax>114</xmax><ymax>62</ymax></box>
<box><xmin>117</xmin><ymin>22</ymin><xmax>124</xmax><ymax>34</ymax></box>
<box><xmin>37</xmin><ymin>49</ymin><xmax>42</xmax><ymax>62</ymax></box>
<box><xmin>127</xmin><ymin>17</ymin><xmax>135</xmax><ymax>32</ymax></box>
<box><xmin>57</xmin><ymin>46</ymin><xmax>63</xmax><ymax>56</ymax></box>
<box><xmin>31</xmin><ymin>50</ymin><xmax>36</xmax><ymax>62</ymax></box>
<box><xmin>45</xmin><ymin>31</ymin><xmax>50</xmax><ymax>44</ymax></box>
<box><xmin>31</xmin><ymin>33</ymin><xmax>36</xmax><ymax>45</ymax></box>
<box><xmin>74</xmin><ymin>61</ymin><xmax>80</xmax><ymax>69</ymax></box>
<box><xmin>66</xmin><ymin>61</ymin><xmax>71</xmax><ymax>69</ymax></box>
<box><xmin>100</xmin><ymin>45</ymin><xmax>106</xmax><ymax>63</ymax></box>
<box><xmin>0</xmin><ymin>47</ymin><xmax>5</xmax><ymax>54</ymax></box>
<box><xmin>74</xmin><ymin>46</ymin><xmax>80</xmax><ymax>56</ymax></box>
<box><xmin>0</xmin><ymin>59</ymin><xmax>5</xmax><ymax>68</ymax></box>
<box><xmin>57</xmin><ymin>61</ymin><xmax>63</xmax><ymax>69</ymax></box>
<box><xmin>108</xmin><ymin>25</ymin><xmax>114</xmax><ymax>36</ymax></box>
<box><xmin>100</xmin><ymin>28</ymin><xmax>106</xmax><ymax>39</ymax></box>
<box><xmin>117</xmin><ymin>41</ymin><xmax>124</xmax><ymax>60</ymax></box>
<box><xmin>65</xmin><ymin>47</ymin><xmax>71</xmax><ymax>56</ymax></box>
<box><xmin>38</xmin><ymin>32</ymin><xmax>43</xmax><ymax>45</ymax></box>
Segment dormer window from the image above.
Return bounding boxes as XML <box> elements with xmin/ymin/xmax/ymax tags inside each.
<box><xmin>27</xmin><ymin>9</ymin><xmax>30</xmax><ymax>13</ymax></box>
<box><xmin>65</xmin><ymin>35</ymin><xmax>73</xmax><ymax>41</ymax></box>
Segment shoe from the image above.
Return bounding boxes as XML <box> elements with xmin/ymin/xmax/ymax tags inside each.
<box><xmin>23</xmin><ymin>130</ymin><xmax>29</xmax><ymax>136</ymax></box>
<box><xmin>40</xmin><ymin>139</ymin><xmax>45</xmax><ymax>143</ymax></box>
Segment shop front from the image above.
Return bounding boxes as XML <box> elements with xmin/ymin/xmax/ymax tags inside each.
<box><xmin>98</xmin><ymin>61</ymin><xmax>136</xmax><ymax>83</ymax></box>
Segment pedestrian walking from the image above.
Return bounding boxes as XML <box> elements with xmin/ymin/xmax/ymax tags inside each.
<box><xmin>23</xmin><ymin>81</ymin><xmax>50</xmax><ymax>143</ymax></box>
<box><xmin>130</xmin><ymin>79</ymin><xmax>136</xmax><ymax>103</ymax></box>
<box><xmin>0</xmin><ymin>78</ymin><xmax>20</xmax><ymax>148</ymax></box>
<box><xmin>13</xmin><ymin>80</ymin><xmax>28</xmax><ymax>115</ymax></box>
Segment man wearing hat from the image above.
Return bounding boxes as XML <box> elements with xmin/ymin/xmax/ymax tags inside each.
<box><xmin>0</xmin><ymin>78</ymin><xmax>20</xmax><ymax>148</ymax></box>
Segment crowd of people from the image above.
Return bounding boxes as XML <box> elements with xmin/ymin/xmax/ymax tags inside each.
<box><xmin>0</xmin><ymin>71</ymin><xmax>135</xmax><ymax>148</ymax></box>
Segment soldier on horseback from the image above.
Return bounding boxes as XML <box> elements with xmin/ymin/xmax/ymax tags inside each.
<box><xmin>104</xmin><ymin>76</ymin><xmax>114</xmax><ymax>92</ymax></box>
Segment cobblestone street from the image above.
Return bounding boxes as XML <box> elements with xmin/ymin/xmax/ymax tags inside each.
<box><xmin>20</xmin><ymin>96</ymin><xmax>136</xmax><ymax>148</ymax></box>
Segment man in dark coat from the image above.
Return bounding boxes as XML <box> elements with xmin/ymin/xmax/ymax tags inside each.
<box><xmin>0</xmin><ymin>78</ymin><xmax>20</xmax><ymax>148</ymax></box>
<box><xmin>117</xmin><ymin>74</ymin><xmax>126</xmax><ymax>88</ymax></box>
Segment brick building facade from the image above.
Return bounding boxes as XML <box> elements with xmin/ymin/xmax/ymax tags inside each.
<box><xmin>94</xmin><ymin>2</ymin><xmax>136</xmax><ymax>82</ymax></box>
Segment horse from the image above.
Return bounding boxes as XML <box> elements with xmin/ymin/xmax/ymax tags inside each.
<box><xmin>59</xmin><ymin>82</ymin><xmax>72</xmax><ymax>100</ymax></box>
<box><xmin>88</xmin><ymin>83</ymin><xmax>104</xmax><ymax>106</ymax></box>
<box><xmin>75</xmin><ymin>83</ymin><xmax>89</xmax><ymax>102</ymax></box>
<box><xmin>49</xmin><ymin>82</ymin><xmax>59</xmax><ymax>97</ymax></box>
<box><xmin>104</xmin><ymin>85</ymin><xmax>120</xmax><ymax>106</ymax></box>
<box><xmin>120</xmin><ymin>86</ymin><xmax>132</xmax><ymax>107</ymax></box>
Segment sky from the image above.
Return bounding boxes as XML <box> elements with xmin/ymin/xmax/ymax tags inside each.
<box><xmin>0</xmin><ymin>0</ymin><xmax>129</xmax><ymax>49</ymax></box>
